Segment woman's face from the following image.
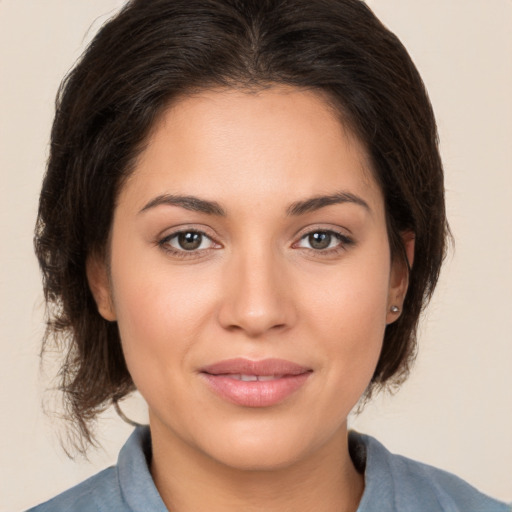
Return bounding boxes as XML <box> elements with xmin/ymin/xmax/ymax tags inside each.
<box><xmin>90</xmin><ymin>86</ymin><xmax>407</xmax><ymax>470</ymax></box>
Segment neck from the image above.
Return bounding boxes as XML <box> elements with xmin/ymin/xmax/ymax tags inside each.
<box><xmin>149</xmin><ymin>420</ymin><xmax>364</xmax><ymax>512</ymax></box>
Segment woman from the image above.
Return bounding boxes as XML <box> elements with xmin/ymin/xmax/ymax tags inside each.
<box><xmin>26</xmin><ymin>0</ymin><xmax>510</xmax><ymax>510</ymax></box>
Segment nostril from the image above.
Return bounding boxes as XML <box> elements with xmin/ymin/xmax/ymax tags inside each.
<box><xmin>219</xmin><ymin>308</ymin><xmax>293</xmax><ymax>338</ymax></box>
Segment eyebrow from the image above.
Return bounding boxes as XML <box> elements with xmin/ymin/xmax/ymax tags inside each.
<box><xmin>286</xmin><ymin>191</ymin><xmax>370</xmax><ymax>216</ymax></box>
<box><xmin>139</xmin><ymin>190</ymin><xmax>369</xmax><ymax>217</ymax></box>
<box><xmin>139</xmin><ymin>194</ymin><xmax>226</xmax><ymax>216</ymax></box>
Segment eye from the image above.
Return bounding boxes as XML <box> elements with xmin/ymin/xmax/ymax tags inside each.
<box><xmin>161</xmin><ymin>230</ymin><xmax>216</xmax><ymax>252</ymax></box>
<box><xmin>296</xmin><ymin>230</ymin><xmax>352</xmax><ymax>251</ymax></box>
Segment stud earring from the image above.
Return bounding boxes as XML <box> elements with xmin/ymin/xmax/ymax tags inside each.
<box><xmin>390</xmin><ymin>305</ymin><xmax>400</xmax><ymax>313</ymax></box>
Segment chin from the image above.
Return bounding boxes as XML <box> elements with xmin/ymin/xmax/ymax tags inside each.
<box><xmin>207</xmin><ymin>438</ymin><xmax>311</xmax><ymax>472</ymax></box>
<box><xmin>196</xmin><ymin>417</ymin><xmax>341</xmax><ymax>472</ymax></box>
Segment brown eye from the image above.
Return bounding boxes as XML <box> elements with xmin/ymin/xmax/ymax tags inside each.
<box><xmin>161</xmin><ymin>230</ymin><xmax>215</xmax><ymax>253</ymax></box>
<box><xmin>307</xmin><ymin>232</ymin><xmax>333</xmax><ymax>250</ymax></box>
<box><xmin>177</xmin><ymin>232</ymin><xmax>203</xmax><ymax>250</ymax></box>
<box><xmin>295</xmin><ymin>230</ymin><xmax>353</xmax><ymax>253</ymax></box>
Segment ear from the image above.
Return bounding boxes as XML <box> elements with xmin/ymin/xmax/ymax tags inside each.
<box><xmin>86</xmin><ymin>253</ymin><xmax>117</xmax><ymax>322</ymax></box>
<box><xmin>386</xmin><ymin>231</ymin><xmax>415</xmax><ymax>325</ymax></box>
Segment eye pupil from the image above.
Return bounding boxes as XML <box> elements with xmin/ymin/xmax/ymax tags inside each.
<box><xmin>178</xmin><ymin>232</ymin><xmax>202</xmax><ymax>250</ymax></box>
<box><xmin>309</xmin><ymin>232</ymin><xmax>331</xmax><ymax>250</ymax></box>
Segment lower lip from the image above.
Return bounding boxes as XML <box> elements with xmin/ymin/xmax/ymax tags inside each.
<box><xmin>201</xmin><ymin>373</ymin><xmax>311</xmax><ymax>407</ymax></box>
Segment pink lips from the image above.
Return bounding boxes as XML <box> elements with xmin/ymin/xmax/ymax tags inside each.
<box><xmin>200</xmin><ymin>358</ymin><xmax>312</xmax><ymax>407</ymax></box>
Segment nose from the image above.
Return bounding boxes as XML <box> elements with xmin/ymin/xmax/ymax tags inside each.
<box><xmin>217</xmin><ymin>249</ymin><xmax>296</xmax><ymax>338</ymax></box>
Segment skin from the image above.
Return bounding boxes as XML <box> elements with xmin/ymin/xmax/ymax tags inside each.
<box><xmin>88</xmin><ymin>86</ymin><xmax>411</xmax><ymax>512</ymax></box>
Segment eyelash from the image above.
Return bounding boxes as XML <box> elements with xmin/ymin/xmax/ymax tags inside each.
<box><xmin>157</xmin><ymin>229</ymin><xmax>219</xmax><ymax>259</ymax></box>
<box><xmin>294</xmin><ymin>229</ymin><xmax>354</xmax><ymax>256</ymax></box>
<box><xmin>157</xmin><ymin>228</ymin><xmax>354</xmax><ymax>259</ymax></box>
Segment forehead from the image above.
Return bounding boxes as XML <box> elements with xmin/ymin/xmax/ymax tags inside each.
<box><xmin>120</xmin><ymin>86</ymin><xmax>383</xmax><ymax>216</ymax></box>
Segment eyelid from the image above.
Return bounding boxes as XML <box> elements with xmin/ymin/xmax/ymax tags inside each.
<box><xmin>291</xmin><ymin>226</ymin><xmax>355</xmax><ymax>253</ymax></box>
<box><xmin>154</xmin><ymin>224</ymin><xmax>354</xmax><ymax>259</ymax></box>
<box><xmin>292</xmin><ymin>224</ymin><xmax>353</xmax><ymax>242</ymax></box>
<box><xmin>156</xmin><ymin>225</ymin><xmax>222</xmax><ymax>258</ymax></box>
<box><xmin>165</xmin><ymin>231</ymin><xmax>216</xmax><ymax>249</ymax></box>
<box><xmin>157</xmin><ymin>223</ymin><xmax>219</xmax><ymax>242</ymax></box>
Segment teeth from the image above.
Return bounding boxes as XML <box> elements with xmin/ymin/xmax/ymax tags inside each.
<box><xmin>258</xmin><ymin>375</ymin><xmax>282</xmax><ymax>381</ymax></box>
<box><xmin>228</xmin><ymin>374</ymin><xmax>283</xmax><ymax>381</ymax></box>
<box><xmin>241</xmin><ymin>374</ymin><xmax>258</xmax><ymax>382</ymax></box>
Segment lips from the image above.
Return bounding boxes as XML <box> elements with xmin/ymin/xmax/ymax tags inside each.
<box><xmin>200</xmin><ymin>358</ymin><xmax>312</xmax><ymax>407</ymax></box>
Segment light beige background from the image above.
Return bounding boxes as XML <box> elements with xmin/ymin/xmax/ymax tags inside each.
<box><xmin>1</xmin><ymin>1</ymin><xmax>511</xmax><ymax>510</ymax></box>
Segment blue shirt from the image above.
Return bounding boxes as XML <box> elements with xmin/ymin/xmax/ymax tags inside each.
<box><xmin>27</xmin><ymin>426</ymin><xmax>510</xmax><ymax>511</ymax></box>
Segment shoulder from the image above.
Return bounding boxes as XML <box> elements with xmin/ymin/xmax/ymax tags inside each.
<box><xmin>351</xmin><ymin>432</ymin><xmax>511</xmax><ymax>512</ymax></box>
<box><xmin>25</xmin><ymin>426</ymin><xmax>167</xmax><ymax>512</ymax></box>
<box><xmin>25</xmin><ymin>466</ymin><xmax>121</xmax><ymax>512</ymax></box>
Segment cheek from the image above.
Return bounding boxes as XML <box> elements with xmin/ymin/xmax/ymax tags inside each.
<box><xmin>302</xmin><ymin>251</ymin><xmax>390</xmax><ymax>335</ymax></box>
<box><xmin>108</xmin><ymin>241</ymin><xmax>218</xmax><ymax>394</ymax></box>
<box><xmin>298</xmin><ymin>249</ymin><xmax>391</xmax><ymax>383</ymax></box>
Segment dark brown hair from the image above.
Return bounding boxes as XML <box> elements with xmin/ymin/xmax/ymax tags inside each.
<box><xmin>35</xmin><ymin>0</ymin><xmax>448</xmax><ymax>453</ymax></box>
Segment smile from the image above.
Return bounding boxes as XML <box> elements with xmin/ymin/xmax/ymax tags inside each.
<box><xmin>200</xmin><ymin>358</ymin><xmax>312</xmax><ymax>407</ymax></box>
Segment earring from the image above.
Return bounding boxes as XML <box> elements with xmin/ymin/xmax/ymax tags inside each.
<box><xmin>390</xmin><ymin>305</ymin><xmax>400</xmax><ymax>313</ymax></box>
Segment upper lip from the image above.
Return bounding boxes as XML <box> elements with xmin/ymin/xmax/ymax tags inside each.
<box><xmin>200</xmin><ymin>358</ymin><xmax>312</xmax><ymax>376</ymax></box>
